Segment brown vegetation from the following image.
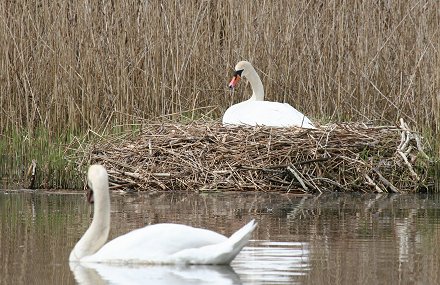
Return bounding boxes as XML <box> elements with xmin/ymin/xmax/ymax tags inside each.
<box><xmin>1</xmin><ymin>1</ymin><xmax>439</xmax><ymax>190</ymax></box>
<box><xmin>69</xmin><ymin>120</ymin><xmax>432</xmax><ymax>193</ymax></box>
<box><xmin>1</xmin><ymin>1</ymin><xmax>439</xmax><ymax>134</ymax></box>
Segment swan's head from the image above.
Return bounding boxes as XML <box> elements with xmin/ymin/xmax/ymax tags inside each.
<box><xmin>86</xmin><ymin>165</ymin><xmax>109</xmax><ymax>204</ymax></box>
<box><xmin>69</xmin><ymin>164</ymin><xmax>110</xmax><ymax>262</ymax></box>
<box><xmin>228</xmin><ymin>61</ymin><xmax>255</xmax><ymax>89</ymax></box>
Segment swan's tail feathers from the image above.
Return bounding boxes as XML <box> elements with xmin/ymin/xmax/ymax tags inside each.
<box><xmin>228</xmin><ymin>219</ymin><xmax>257</xmax><ymax>250</ymax></box>
<box><xmin>208</xmin><ymin>219</ymin><xmax>257</xmax><ymax>265</ymax></box>
<box><xmin>172</xmin><ymin>219</ymin><xmax>257</xmax><ymax>265</ymax></box>
<box><xmin>222</xmin><ymin>219</ymin><xmax>257</xmax><ymax>263</ymax></box>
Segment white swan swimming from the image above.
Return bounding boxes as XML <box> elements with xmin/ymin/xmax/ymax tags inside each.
<box><xmin>69</xmin><ymin>165</ymin><xmax>257</xmax><ymax>265</ymax></box>
<box><xmin>223</xmin><ymin>61</ymin><xmax>315</xmax><ymax>128</ymax></box>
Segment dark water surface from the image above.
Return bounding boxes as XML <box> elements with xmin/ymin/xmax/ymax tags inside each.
<box><xmin>1</xmin><ymin>191</ymin><xmax>440</xmax><ymax>285</ymax></box>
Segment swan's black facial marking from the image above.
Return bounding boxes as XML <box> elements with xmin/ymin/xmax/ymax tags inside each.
<box><xmin>86</xmin><ymin>184</ymin><xmax>94</xmax><ymax>204</ymax></box>
<box><xmin>234</xmin><ymin>69</ymin><xmax>244</xmax><ymax>77</ymax></box>
<box><xmin>229</xmin><ymin>69</ymin><xmax>244</xmax><ymax>89</ymax></box>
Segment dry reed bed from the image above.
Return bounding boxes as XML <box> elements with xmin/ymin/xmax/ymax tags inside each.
<box><xmin>70</xmin><ymin>120</ymin><xmax>431</xmax><ymax>193</ymax></box>
<box><xmin>1</xmin><ymin>1</ymin><xmax>439</xmax><ymax>135</ymax></box>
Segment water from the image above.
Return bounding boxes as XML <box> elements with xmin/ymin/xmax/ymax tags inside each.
<box><xmin>1</xmin><ymin>191</ymin><xmax>440</xmax><ymax>285</ymax></box>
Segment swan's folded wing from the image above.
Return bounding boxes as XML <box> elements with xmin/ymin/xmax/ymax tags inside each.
<box><xmin>223</xmin><ymin>101</ymin><xmax>314</xmax><ymax>128</ymax></box>
<box><xmin>171</xmin><ymin>220</ymin><xmax>257</xmax><ymax>265</ymax></box>
<box><xmin>83</xmin><ymin>223</ymin><xmax>227</xmax><ymax>263</ymax></box>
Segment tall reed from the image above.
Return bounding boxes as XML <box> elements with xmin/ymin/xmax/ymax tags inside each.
<box><xmin>1</xmin><ymin>0</ymin><xmax>439</xmax><ymax>132</ymax></box>
<box><xmin>0</xmin><ymin>1</ymin><xmax>439</xmax><ymax>187</ymax></box>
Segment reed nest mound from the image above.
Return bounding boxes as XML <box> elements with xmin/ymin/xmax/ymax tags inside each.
<box><xmin>71</xmin><ymin>119</ymin><xmax>432</xmax><ymax>193</ymax></box>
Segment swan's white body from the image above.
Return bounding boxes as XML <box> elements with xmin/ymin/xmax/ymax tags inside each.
<box><xmin>223</xmin><ymin>61</ymin><xmax>315</xmax><ymax>128</ymax></box>
<box><xmin>69</xmin><ymin>165</ymin><xmax>256</xmax><ymax>265</ymax></box>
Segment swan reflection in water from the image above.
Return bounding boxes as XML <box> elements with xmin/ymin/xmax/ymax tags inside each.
<box><xmin>70</xmin><ymin>262</ymin><xmax>242</xmax><ymax>285</ymax></box>
<box><xmin>70</xmin><ymin>240</ymin><xmax>311</xmax><ymax>285</ymax></box>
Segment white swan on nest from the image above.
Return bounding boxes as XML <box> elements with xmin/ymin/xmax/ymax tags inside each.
<box><xmin>223</xmin><ymin>61</ymin><xmax>315</xmax><ymax>128</ymax></box>
<box><xmin>69</xmin><ymin>164</ymin><xmax>256</xmax><ymax>265</ymax></box>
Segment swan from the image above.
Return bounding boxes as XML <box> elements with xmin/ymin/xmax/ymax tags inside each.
<box><xmin>69</xmin><ymin>164</ymin><xmax>257</xmax><ymax>265</ymax></box>
<box><xmin>223</xmin><ymin>61</ymin><xmax>315</xmax><ymax>128</ymax></box>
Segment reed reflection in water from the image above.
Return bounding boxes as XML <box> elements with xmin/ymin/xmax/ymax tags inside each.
<box><xmin>1</xmin><ymin>191</ymin><xmax>440</xmax><ymax>284</ymax></box>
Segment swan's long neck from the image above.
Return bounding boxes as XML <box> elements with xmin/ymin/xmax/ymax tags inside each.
<box><xmin>246</xmin><ymin>67</ymin><xmax>264</xmax><ymax>101</ymax></box>
<box><xmin>69</xmin><ymin>183</ymin><xmax>110</xmax><ymax>261</ymax></box>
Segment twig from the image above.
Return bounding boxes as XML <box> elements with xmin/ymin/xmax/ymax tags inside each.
<box><xmin>372</xmin><ymin>168</ymin><xmax>400</xmax><ymax>193</ymax></box>
<box><xmin>397</xmin><ymin>151</ymin><xmax>420</xmax><ymax>181</ymax></box>
<box><xmin>364</xmin><ymin>174</ymin><xmax>384</xmax><ymax>193</ymax></box>
<box><xmin>287</xmin><ymin>164</ymin><xmax>309</xmax><ymax>192</ymax></box>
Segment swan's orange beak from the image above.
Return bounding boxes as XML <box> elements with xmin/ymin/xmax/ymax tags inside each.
<box><xmin>229</xmin><ymin>74</ymin><xmax>241</xmax><ymax>89</ymax></box>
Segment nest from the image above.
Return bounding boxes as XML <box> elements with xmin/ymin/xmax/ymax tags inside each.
<box><xmin>69</xmin><ymin>119</ymin><xmax>432</xmax><ymax>193</ymax></box>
